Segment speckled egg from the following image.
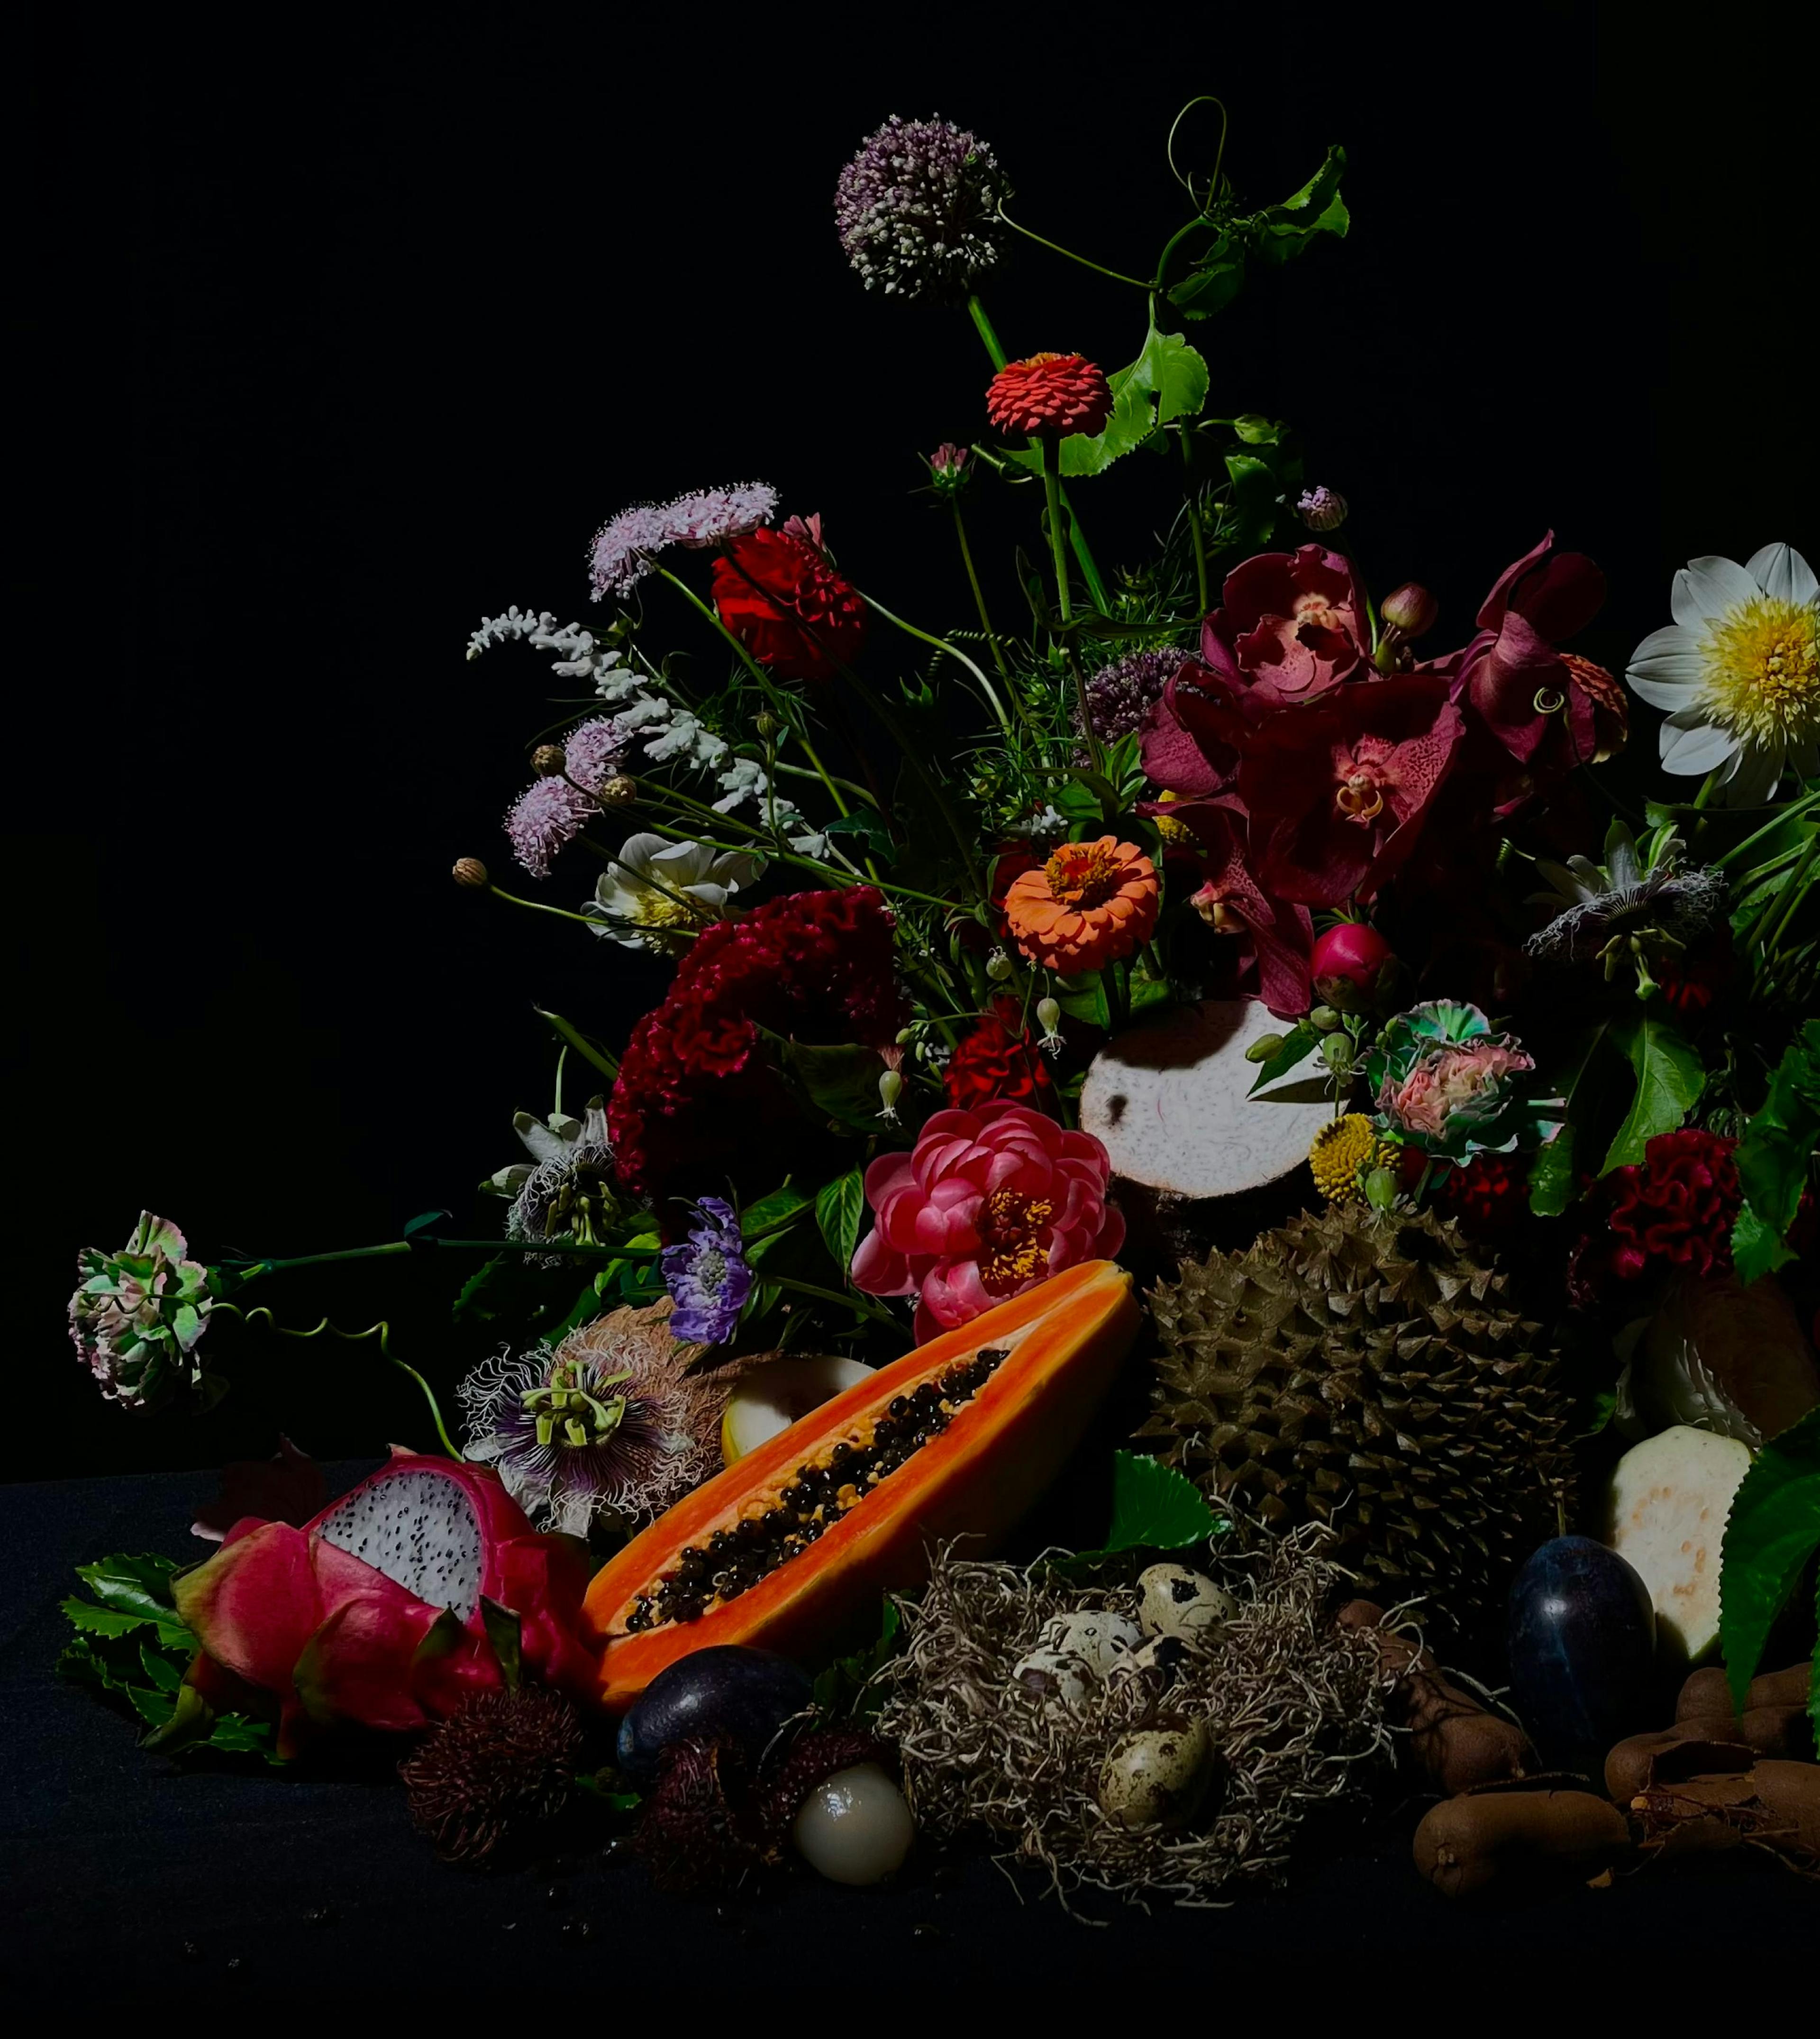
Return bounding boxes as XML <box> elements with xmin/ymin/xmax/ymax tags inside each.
<box><xmin>1137</xmin><ymin>1564</ymin><xmax>1236</xmax><ymax>1642</ymax></box>
<box><xmin>1012</xmin><ymin>1646</ymin><xmax>1096</xmax><ymax>1707</ymax></box>
<box><xmin>1107</xmin><ymin>1633</ymin><xmax>1188</xmax><ymax>1687</ymax></box>
<box><xmin>1036</xmin><ymin>1609</ymin><xmax>1144</xmax><ymax>1675</ymax></box>
<box><xmin>1097</xmin><ymin>1720</ymin><xmax>1218</xmax><ymax>1830</ymax></box>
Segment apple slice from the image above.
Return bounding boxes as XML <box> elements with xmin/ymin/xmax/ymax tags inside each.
<box><xmin>721</xmin><ymin>1355</ymin><xmax>876</xmax><ymax>1464</ymax></box>
<box><xmin>1602</xmin><ymin>1425</ymin><xmax>1752</xmax><ymax>1661</ymax></box>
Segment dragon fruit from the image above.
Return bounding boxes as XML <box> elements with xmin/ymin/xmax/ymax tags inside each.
<box><xmin>173</xmin><ymin>1448</ymin><xmax>596</xmax><ymax>1754</ymax></box>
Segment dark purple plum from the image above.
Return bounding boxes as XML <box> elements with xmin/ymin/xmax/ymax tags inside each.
<box><xmin>617</xmin><ymin>1645</ymin><xmax>814</xmax><ymax>1783</ymax></box>
<box><xmin>1506</xmin><ymin>1536</ymin><xmax>1656</xmax><ymax>1771</ymax></box>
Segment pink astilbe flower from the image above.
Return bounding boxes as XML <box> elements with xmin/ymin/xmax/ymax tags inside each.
<box><xmin>852</xmin><ymin>1103</ymin><xmax>1124</xmax><ymax>1341</ymax></box>
<box><xmin>589</xmin><ymin>483</ymin><xmax>779</xmax><ymax>600</ymax></box>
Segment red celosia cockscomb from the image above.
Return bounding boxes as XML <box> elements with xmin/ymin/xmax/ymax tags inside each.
<box><xmin>986</xmin><ymin>353</ymin><xmax>1113</xmax><ymax>440</ymax></box>
<box><xmin>607</xmin><ymin>887</ymin><xmax>905</xmax><ymax>1205</ymax></box>
<box><xmin>852</xmin><ymin>1102</ymin><xmax>1123</xmax><ymax>1339</ymax></box>
<box><xmin>944</xmin><ymin>998</ymin><xmax>1055</xmax><ymax>1113</ymax></box>
<box><xmin>1199</xmin><ymin>546</ymin><xmax>1370</xmax><ymax>706</ymax></box>
<box><xmin>1241</xmin><ymin>673</ymin><xmax>1465</xmax><ymax>907</ymax></box>
<box><xmin>711</xmin><ymin>524</ymin><xmax>865</xmax><ymax>683</ymax></box>
<box><xmin>1567</xmin><ymin>1129</ymin><xmax>1742</xmax><ymax>1307</ymax></box>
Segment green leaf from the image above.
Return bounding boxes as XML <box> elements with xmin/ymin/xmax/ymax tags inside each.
<box><xmin>1248</xmin><ymin>144</ymin><xmax>1350</xmax><ymax>265</ymax></box>
<box><xmin>1732</xmin><ymin>1021</ymin><xmax>1820</xmax><ymax>1272</ymax></box>
<box><xmin>61</xmin><ymin>1595</ymin><xmax>151</xmax><ymax>1639</ymax></box>
<box><xmin>1222</xmin><ymin>450</ymin><xmax>1283</xmax><ymax>552</ymax></box>
<box><xmin>75</xmin><ymin>1553</ymin><xmax>180</xmax><ymax>1623</ymax></box>
<box><xmin>139</xmin><ymin>1644</ymin><xmax>182</xmax><ymax>1692</ymax></box>
<box><xmin>740</xmin><ymin>1183</ymin><xmax>813</xmax><ymax>1238</ymax></box>
<box><xmin>1051</xmin><ymin>1451</ymin><xmax>1225</xmax><ymax>1576</ymax></box>
<box><xmin>1231</xmin><ymin>413</ymin><xmax>1286</xmax><ymax>444</ymax></box>
<box><xmin>479</xmin><ymin>1597</ymin><xmax>523</xmax><ymax>1693</ymax></box>
<box><xmin>1733</xmin><ymin>1201</ymin><xmax>1799</xmax><ymax>1284</ymax></box>
<box><xmin>1247</xmin><ymin>1019</ymin><xmax>1320</xmax><ymax>1096</ymax></box>
<box><xmin>1166</xmin><ymin>233</ymin><xmax>1246</xmax><ymax>320</ymax></box>
<box><xmin>1527</xmin><ymin>1125</ymin><xmax>1577</xmax><ymax>1218</ymax></box>
<box><xmin>1009</xmin><ymin>324</ymin><xmax>1209</xmax><ymax>480</ymax></box>
<box><xmin>205</xmin><ymin>1712</ymin><xmax>280</xmax><ymax>1758</ymax></box>
<box><xmin>775</xmin><ymin>1040</ymin><xmax>887</xmax><ymax>1134</ymax></box>
<box><xmin>1052</xmin><ymin>973</ymin><xmax>1110</xmax><ymax>1029</ymax></box>
<box><xmin>1720</xmin><ymin>1406</ymin><xmax>1820</xmax><ymax>1714</ymax></box>
<box><xmin>811</xmin><ymin>1600</ymin><xmax>902</xmax><ymax>1718</ymax></box>
<box><xmin>1601</xmin><ymin>1009</ymin><xmax>1705</xmax><ymax>1172</ymax></box>
<box><xmin>815</xmin><ymin>1170</ymin><xmax>866</xmax><ymax>1280</ymax></box>
<box><xmin>823</xmin><ymin>811</ymin><xmax>897</xmax><ymax>864</ymax></box>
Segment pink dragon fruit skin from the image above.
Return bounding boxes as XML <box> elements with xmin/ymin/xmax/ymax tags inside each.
<box><xmin>173</xmin><ymin>1448</ymin><xmax>596</xmax><ymax>1754</ymax></box>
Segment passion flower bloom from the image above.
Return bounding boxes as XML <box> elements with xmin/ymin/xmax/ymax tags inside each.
<box><xmin>1566</xmin><ymin>1130</ymin><xmax>1742</xmax><ymax>1307</ymax></box>
<box><xmin>1199</xmin><ymin>546</ymin><xmax>1369</xmax><ymax>707</ymax></box>
<box><xmin>459</xmin><ymin>1300</ymin><xmax>723</xmax><ymax>1534</ymax></box>
<box><xmin>985</xmin><ymin>354</ymin><xmax>1113</xmax><ymax>441</ymax></box>
<box><xmin>1625</xmin><ymin>544</ymin><xmax>1819</xmax><ymax>805</ymax></box>
<box><xmin>69</xmin><ymin>1212</ymin><xmax>218</xmax><ymax>1410</ymax></box>
<box><xmin>1365</xmin><ymin>1000</ymin><xmax>1552</xmax><ymax>1162</ymax></box>
<box><xmin>852</xmin><ymin>1103</ymin><xmax>1124</xmax><ymax>1339</ymax></box>
<box><xmin>1002</xmin><ymin>836</ymin><xmax>1159</xmax><ymax>974</ymax></box>
<box><xmin>835</xmin><ymin>115</ymin><xmax>1008</xmax><ymax>304</ymax></box>
<box><xmin>585</xmin><ymin>833</ymin><xmax>762</xmax><ymax>956</ymax></box>
<box><xmin>1524</xmin><ymin>820</ymin><xmax>1725</xmax><ymax>991</ymax></box>
<box><xmin>660</xmin><ymin>1198</ymin><xmax>753</xmax><ymax>1346</ymax></box>
<box><xmin>711</xmin><ymin>525</ymin><xmax>866</xmax><ymax>683</ymax></box>
<box><xmin>1241</xmin><ymin>673</ymin><xmax>1465</xmax><ymax>907</ymax></box>
<box><xmin>943</xmin><ymin>998</ymin><xmax>1056</xmax><ymax>1113</ymax></box>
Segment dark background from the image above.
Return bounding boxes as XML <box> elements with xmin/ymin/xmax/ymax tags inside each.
<box><xmin>10</xmin><ymin>2</ymin><xmax>1812</xmax><ymax>1481</ymax></box>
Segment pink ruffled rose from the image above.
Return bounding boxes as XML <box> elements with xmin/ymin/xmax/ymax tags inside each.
<box><xmin>852</xmin><ymin>1103</ymin><xmax>1125</xmax><ymax>1340</ymax></box>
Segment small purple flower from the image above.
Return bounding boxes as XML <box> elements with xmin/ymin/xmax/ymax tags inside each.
<box><xmin>660</xmin><ymin>1198</ymin><xmax>753</xmax><ymax>1345</ymax></box>
<box><xmin>663</xmin><ymin>483</ymin><xmax>779</xmax><ymax>550</ymax></box>
<box><xmin>1081</xmin><ymin>647</ymin><xmax>1185</xmax><ymax>744</ymax></box>
<box><xmin>835</xmin><ymin>116</ymin><xmax>1008</xmax><ymax>304</ymax></box>
<box><xmin>1297</xmin><ymin>486</ymin><xmax>1348</xmax><ymax>534</ymax></box>
<box><xmin>561</xmin><ymin>715</ymin><xmax>624</xmax><ymax>794</ymax></box>
<box><xmin>504</xmin><ymin>775</ymin><xmax>596</xmax><ymax>878</ymax></box>
<box><xmin>589</xmin><ymin>483</ymin><xmax>779</xmax><ymax>600</ymax></box>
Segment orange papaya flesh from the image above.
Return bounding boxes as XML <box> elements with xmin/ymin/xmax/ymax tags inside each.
<box><xmin>583</xmin><ymin>1260</ymin><xmax>1139</xmax><ymax>1712</ymax></box>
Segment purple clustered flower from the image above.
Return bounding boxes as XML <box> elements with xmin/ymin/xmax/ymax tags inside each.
<box><xmin>590</xmin><ymin>482</ymin><xmax>779</xmax><ymax>601</ymax></box>
<box><xmin>1082</xmin><ymin>647</ymin><xmax>1187</xmax><ymax>743</ymax></box>
<box><xmin>562</xmin><ymin>715</ymin><xmax>624</xmax><ymax>793</ymax></box>
<box><xmin>660</xmin><ymin>1197</ymin><xmax>753</xmax><ymax>1345</ymax></box>
<box><xmin>835</xmin><ymin>115</ymin><xmax>1007</xmax><ymax>304</ymax></box>
<box><xmin>504</xmin><ymin>776</ymin><xmax>596</xmax><ymax>878</ymax></box>
<box><xmin>1297</xmin><ymin>485</ymin><xmax>1348</xmax><ymax>533</ymax></box>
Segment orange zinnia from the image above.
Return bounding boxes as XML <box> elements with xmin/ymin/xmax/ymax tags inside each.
<box><xmin>1002</xmin><ymin>836</ymin><xmax>1159</xmax><ymax>974</ymax></box>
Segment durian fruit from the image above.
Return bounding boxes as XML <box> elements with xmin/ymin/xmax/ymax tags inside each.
<box><xmin>1139</xmin><ymin>1203</ymin><xmax>1570</xmax><ymax>1629</ymax></box>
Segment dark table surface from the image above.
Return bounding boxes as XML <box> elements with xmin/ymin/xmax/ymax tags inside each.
<box><xmin>3</xmin><ymin>1463</ymin><xmax>1813</xmax><ymax>1998</ymax></box>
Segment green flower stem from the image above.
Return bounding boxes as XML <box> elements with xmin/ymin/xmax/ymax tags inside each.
<box><xmin>534</xmin><ymin>1006</ymin><xmax>618</xmax><ymax>1082</ymax></box>
<box><xmin>860</xmin><ymin>588</ymin><xmax>1017</xmax><ymax>739</ymax></box>
<box><xmin>1039</xmin><ymin>439</ymin><xmax>1072</xmax><ymax>626</ymax></box>
<box><xmin>993</xmin><ymin>205</ymin><xmax>1152</xmax><ymax>290</ymax></box>
<box><xmin>1179</xmin><ymin>430</ymin><xmax>1210</xmax><ymax>613</ymax></box>
<box><xmin>771</xmin><ymin>759</ymin><xmax>881</xmax><ymax>808</ymax></box>
<box><xmin>1758</xmin><ymin>835</ymin><xmax>1820</xmax><ymax>957</ymax></box>
<box><xmin>766</xmin><ymin>1273</ymin><xmax>907</xmax><ymax>1336</ymax></box>
<box><xmin>633</xmin><ymin>815</ymin><xmax>968</xmax><ymax>915</ymax></box>
<box><xmin>217</xmin><ymin>1305</ymin><xmax>459</xmax><ymax>1459</ymax></box>
<box><xmin>1713</xmin><ymin>786</ymin><xmax>1820</xmax><ymax>869</ymax></box>
<box><xmin>486</xmin><ymin>884</ymin><xmax>597</xmax><ymax>927</ymax></box>
<box><xmin>951</xmin><ymin>501</ymin><xmax>1010</xmax><ymax>678</ymax></box>
<box><xmin>965</xmin><ymin>295</ymin><xmax>1109</xmax><ymax>613</ymax></box>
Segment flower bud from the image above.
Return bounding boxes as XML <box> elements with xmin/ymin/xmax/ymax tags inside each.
<box><xmin>598</xmin><ymin>774</ymin><xmax>638</xmax><ymax>806</ymax></box>
<box><xmin>985</xmin><ymin>948</ymin><xmax>1012</xmax><ymax>981</ymax></box>
<box><xmin>1379</xmin><ymin>581</ymin><xmax>1438</xmax><ymax>638</ymax></box>
<box><xmin>896</xmin><ymin>1026</ymin><xmax>916</xmax><ymax>1046</ymax></box>
<box><xmin>1364</xmin><ymin>1166</ymin><xmax>1400</xmax><ymax>1210</ymax></box>
<box><xmin>925</xmin><ymin>442</ymin><xmax>973</xmax><ymax>497</ymax></box>
<box><xmin>1037</xmin><ymin>997</ymin><xmax>1061</xmax><ymax>1036</ymax></box>
<box><xmin>1245</xmin><ymin>1032</ymin><xmax>1287</xmax><ymax>1064</ymax></box>
<box><xmin>1296</xmin><ymin>485</ymin><xmax>1347</xmax><ymax>533</ymax></box>
<box><xmin>1309</xmin><ymin>1005</ymin><xmax>1342</xmax><ymax>1032</ymax></box>
<box><xmin>452</xmin><ymin>857</ymin><xmax>490</xmax><ymax>890</ymax></box>
<box><xmin>532</xmin><ymin>744</ymin><xmax>567</xmax><ymax>777</ymax></box>
<box><xmin>755</xmin><ymin>710</ymin><xmax>783</xmax><ymax>740</ymax></box>
<box><xmin>1191</xmin><ymin>882</ymin><xmax>1245</xmax><ymax>934</ymax></box>
<box><xmin>1310</xmin><ymin>921</ymin><xmax>1395</xmax><ymax>1014</ymax></box>
<box><xmin>1320</xmin><ymin>1032</ymin><xmax>1355</xmax><ymax>1072</ymax></box>
<box><xmin>877</xmin><ymin>1069</ymin><xmax>904</xmax><ymax>1118</ymax></box>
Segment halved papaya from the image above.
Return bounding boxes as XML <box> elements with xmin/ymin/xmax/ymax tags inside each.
<box><xmin>583</xmin><ymin>1260</ymin><xmax>1139</xmax><ymax>1711</ymax></box>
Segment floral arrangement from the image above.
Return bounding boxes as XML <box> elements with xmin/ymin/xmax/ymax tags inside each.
<box><xmin>60</xmin><ymin>102</ymin><xmax>1820</xmax><ymax>1907</ymax></box>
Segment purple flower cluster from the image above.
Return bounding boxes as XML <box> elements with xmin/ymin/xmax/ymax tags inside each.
<box><xmin>1081</xmin><ymin>647</ymin><xmax>1186</xmax><ymax>743</ymax></box>
<box><xmin>834</xmin><ymin>115</ymin><xmax>1007</xmax><ymax>304</ymax></box>
<box><xmin>590</xmin><ymin>481</ymin><xmax>778</xmax><ymax>601</ymax></box>
<box><xmin>659</xmin><ymin>1197</ymin><xmax>753</xmax><ymax>1345</ymax></box>
<box><xmin>502</xmin><ymin>715</ymin><xmax>627</xmax><ymax>877</ymax></box>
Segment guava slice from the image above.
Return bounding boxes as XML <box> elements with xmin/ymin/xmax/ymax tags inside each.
<box><xmin>1602</xmin><ymin>1424</ymin><xmax>1753</xmax><ymax>1661</ymax></box>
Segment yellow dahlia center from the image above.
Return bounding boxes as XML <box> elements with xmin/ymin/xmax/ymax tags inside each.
<box><xmin>978</xmin><ymin>1188</ymin><xmax>1055</xmax><ymax>1289</ymax></box>
<box><xmin>1045</xmin><ymin>843</ymin><xmax>1119</xmax><ymax>909</ymax></box>
<box><xmin>1700</xmin><ymin>596</ymin><xmax>1820</xmax><ymax>746</ymax></box>
<box><xmin>631</xmin><ymin>891</ymin><xmax>704</xmax><ymax>929</ymax></box>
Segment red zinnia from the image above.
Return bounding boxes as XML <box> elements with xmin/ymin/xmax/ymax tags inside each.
<box><xmin>710</xmin><ymin>525</ymin><xmax>865</xmax><ymax>683</ymax></box>
<box><xmin>1567</xmin><ymin>1128</ymin><xmax>1741</xmax><ymax>1306</ymax></box>
<box><xmin>985</xmin><ymin>353</ymin><xmax>1113</xmax><ymax>440</ymax></box>
<box><xmin>943</xmin><ymin>998</ymin><xmax>1055</xmax><ymax>1114</ymax></box>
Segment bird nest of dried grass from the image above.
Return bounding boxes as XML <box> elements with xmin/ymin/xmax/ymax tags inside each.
<box><xmin>873</xmin><ymin>1523</ymin><xmax>1394</xmax><ymax>1909</ymax></box>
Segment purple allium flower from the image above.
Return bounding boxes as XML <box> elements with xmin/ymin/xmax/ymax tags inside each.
<box><xmin>69</xmin><ymin>1212</ymin><xmax>217</xmax><ymax>1410</ymax></box>
<box><xmin>835</xmin><ymin>115</ymin><xmax>1008</xmax><ymax>304</ymax></box>
<box><xmin>1081</xmin><ymin>647</ymin><xmax>1186</xmax><ymax>744</ymax></box>
<box><xmin>1297</xmin><ymin>486</ymin><xmax>1348</xmax><ymax>533</ymax></box>
<box><xmin>589</xmin><ymin>483</ymin><xmax>780</xmax><ymax>601</ymax></box>
<box><xmin>660</xmin><ymin>1197</ymin><xmax>753</xmax><ymax>1345</ymax></box>
<box><xmin>504</xmin><ymin>775</ymin><xmax>596</xmax><ymax>878</ymax></box>
<box><xmin>458</xmin><ymin>1301</ymin><xmax>725</xmax><ymax>1534</ymax></box>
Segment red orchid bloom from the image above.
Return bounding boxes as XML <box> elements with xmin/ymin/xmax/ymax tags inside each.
<box><xmin>1177</xmin><ymin>806</ymin><xmax>1314</xmax><ymax>1016</ymax></box>
<box><xmin>1200</xmin><ymin>545</ymin><xmax>1369</xmax><ymax>706</ymax></box>
<box><xmin>1241</xmin><ymin>673</ymin><xmax>1465</xmax><ymax>907</ymax></box>
<box><xmin>1137</xmin><ymin>663</ymin><xmax>1261</xmax><ymax>811</ymax></box>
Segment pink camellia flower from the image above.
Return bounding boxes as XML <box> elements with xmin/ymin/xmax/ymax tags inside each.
<box><xmin>1242</xmin><ymin>672</ymin><xmax>1465</xmax><ymax>906</ymax></box>
<box><xmin>1200</xmin><ymin>545</ymin><xmax>1369</xmax><ymax>706</ymax></box>
<box><xmin>852</xmin><ymin>1103</ymin><xmax>1124</xmax><ymax>1340</ymax></box>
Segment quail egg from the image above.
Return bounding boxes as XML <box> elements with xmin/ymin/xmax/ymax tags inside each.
<box><xmin>1107</xmin><ymin>1633</ymin><xmax>1188</xmax><ymax>1688</ymax></box>
<box><xmin>1011</xmin><ymin>1646</ymin><xmax>1096</xmax><ymax>1707</ymax></box>
<box><xmin>1137</xmin><ymin>1564</ymin><xmax>1236</xmax><ymax>1642</ymax></box>
<box><xmin>1096</xmin><ymin>1719</ymin><xmax>1219</xmax><ymax>1830</ymax></box>
<box><xmin>1036</xmin><ymin>1609</ymin><xmax>1144</xmax><ymax>1675</ymax></box>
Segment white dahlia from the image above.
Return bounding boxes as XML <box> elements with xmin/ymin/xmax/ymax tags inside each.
<box><xmin>1626</xmin><ymin>545</ymin><xmax>1819</xmax><ymax>804</ymax></box>
<box><xmin>584</xmin><ymin>832</ymin><xmax>760</xmax><ymax>954</ymax></box>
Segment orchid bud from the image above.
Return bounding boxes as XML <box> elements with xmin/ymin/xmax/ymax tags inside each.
<box><xmin>1380</xmin><ymin>581</ymin><xmax>1438</xmax><ymax>638</ymax></box>
<box><xmin>1191</xmin><ymin>883</ymin><xmax>1245</xmax><ymax>933</ymax></box>
<box><xmin>1296</xmin><ymin>486</ymin><xmax>1347</xmax><ymax>533</ymax></box>
<box><xmin>452</xmin><ymin>857</ymin><xmax>490</xmax><ymax>890</ymax></box>
<box><xmin>532</xmin><ymin>744</ymin><xmax>567</xmax><ymax>777</ymax></box>
<box><xmin>1309</xmin><ymin>1005</ymin><xmax>1343</xmax><ymax>1033</ymax></box>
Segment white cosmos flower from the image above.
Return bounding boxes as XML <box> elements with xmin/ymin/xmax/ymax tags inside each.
<box><xmin>1626</xmin><ymin>544</ymin><xmax>1819</xmax><ymax>805</ymax></box>
<box><xmin>584</xmin><ymin>833</ymin><xmax>761</xmax><ymax>954</ymax></box>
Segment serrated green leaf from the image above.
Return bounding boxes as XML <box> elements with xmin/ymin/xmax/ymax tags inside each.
<box><xmin>1602</xmin><ymin>1009</ymin><xmax>1705</xmax><ymax>1172</ymax></box>
<box><xmin>1528</xmin><ymin>1125</ymin><xmax>1577</xmax><ymax>1218</ymax></box>
<box><xmin>1720</xmin><ymin>1407</ymin><xmax>1820</xmax><ymax>1714</ymax></box>
<box><xmin>76</xmin><ymin>1553</ymin><xmax>179</xmax><ymax>1622</ymax></box>
<box><xmin>205</xmin><ymin>1712</ymin><xmax>280</xmax><ymax>1758</ymax></box>
<box><xmin>1008</xmin><ymin>324</ymin><xmax>1209</xmax><ymax>480</ymax></box>
<box><xmin>815</xmin><ymin>1170</ymin><xmax>865</xmax><ymax>1280</ymax></box>
<box><xmin>1732</xmin><ymin>1201</ymin><xmax>1800</xmax><ymax>1284</ymax></box>
<box><xmin>1051</xmin><ymin>1452</ymin><xmax>1225</xmax><ymax>1577</ymax></box>
<box><xmin>823</xmin><ymin>811</ymin><xmax>897</xmax><ymax>864</ymax></box>
<box><xmin>62</xmin><ymin>1595</ymin><xmax>152</xmax><ymax>1639</ymax></box>
<box><xmin>139</xmin><ymin>1643</ymin><xmax>182</xmax><ymax>1691</ymax></box>
<box><xmin>126</xmin><ymin>1682</ymin><xmax>177</xmax><ymax>1728</ymax></box>
<box><xmin>812</xmin><ymin>1600</ymin><xmax>902</xmax><ymax>1718</ymax></box>
<box><xmin>1731</xmin><ymin>1021</ymin><xmax>1820</xmax><ymax>1277</ymax></box>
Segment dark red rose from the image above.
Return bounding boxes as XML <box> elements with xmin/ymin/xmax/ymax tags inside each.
<box><xmin>1199</xmin><ymin>545</ymin><xmax>1369</xmax><ymax>707</ymax></box>
<box><xmin>711</xmin><ymin>526</ymin><xmax>865</xmax><ymax>683</ymax></box>
<box><xmin>943</xmin><ymin>998</ymin><xmax>1055</xmax><ymax>1113</ymax></box>
<box><xmin>1239</xmin><ymin>673</ymin><xmax>1465</xmax><ymax>908</ymax></box>
<box><xmin>1567</xmin><ymin>1129</ymin><xmax>1741</xmax><ymax>1307</ymax></box>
